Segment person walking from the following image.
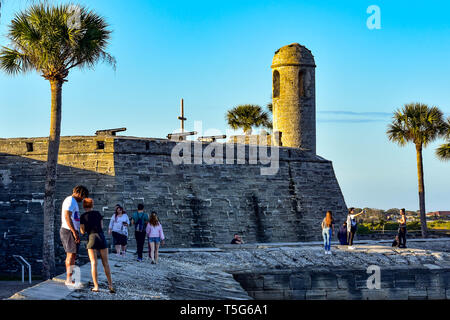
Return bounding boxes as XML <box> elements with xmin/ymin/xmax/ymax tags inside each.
<box><xmin>108</xmin><ymin>204</ymin><xmax>130</xmax><ymax>257</ymax></box>
<box><xmin>80</xmin><ymin>198</ymin><xmax>115</xmax><ymax>293</ymax></box>
<box><xmin>397</xmin><ymin>208</ymin><xmax>407</xmax><ymax>248</ymax></box>
<box><xmin>146</xmin><ymin>212</ymin><xmax>165</xmax><ymax>264</ymax></box>
<box><xmin>347</xmin><ymin>207</ymin><xmax>365</xmax><ymax>249</ymax></box>
<box><xmin>60</xmin><ymin>185</ymin><xmax>89</xmax><ymax>287</ymax></box>
<box><xmin>131</xmin><ymin>204</ymin><xmax>149</xmax><ymax>262</ymax></box>
<box><xmin>321</xmin><ymin>211</ymin><xmax>335</xmax><ymax>254</ymax></box>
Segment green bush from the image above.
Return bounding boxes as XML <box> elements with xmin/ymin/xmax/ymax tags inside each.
<box><xmin>406</xmin><ymin>221</ymin><xmax>421</xmax><ymax>230</ymax></box>
<box><xmin>428</xmin><ymin>220</ymin><xmax>450</xmax><ymax>229</ymax></box>
<box><xmin>384</xmin><ymin>222</ymin><xmax>399</xmax><ymax>230</ymax></box>
<box><xmin>357</xmin><ymin>224</ymin><xmax>371</xmax><ymax>234</ymax></box>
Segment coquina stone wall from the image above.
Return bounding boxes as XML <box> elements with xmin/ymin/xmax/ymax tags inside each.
<box><xmin>0</xmin><ymin>136</ymin><xmax>347</xmax><ymax>274</ymax></box>
<box><xmin>233</xmin><ymin>266</ymin><xmax>450</xmax><ymax>300</ymax></box>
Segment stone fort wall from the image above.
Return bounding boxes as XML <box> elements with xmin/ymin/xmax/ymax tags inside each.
<box><xmin>0</xmin><ymin>136</ymin><xmax>347</xmax><ymax>274</ymax></box>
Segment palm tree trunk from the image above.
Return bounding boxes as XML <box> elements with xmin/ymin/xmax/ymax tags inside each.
<box><xmin>415</xmin><ymin>143</ymin><xmax>428</xmax><ymax>238</ymax></box>
<box><xmin>42</xmin><ymin>79</ymin><xmax>63</xmax><ymax>279</ymax></box>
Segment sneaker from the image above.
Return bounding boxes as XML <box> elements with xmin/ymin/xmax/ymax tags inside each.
<box><xmin>348</xmin><ymin>246</ymin><xmax>355</xmax><ymax>250</ymax></box>
<box><xmin>151</xmin><ymin>260</ymin><xmax>155</xmax><ymax>264</ymax></box>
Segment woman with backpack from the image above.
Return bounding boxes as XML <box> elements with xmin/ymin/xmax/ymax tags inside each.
<box><xmin>347</xmin><ymin>207</ymin><xmax>365</xmax><ymax>249</ymax></box>
<box><xmin>146</xmin><ymin>212</ymin><xmax>165</xmax><ymax>264</ymax></box>
<box><xmin>131</xmin><ymin>204</ymin><xmax>149</xmax><ymax>262</ymax></box>
<box><xmin>321</xmin><ymin>211</ymin><xmax>335</xmax><ymax>255</ymax></box>
<box><xmin>108</xmin><ymin>204</ymin><xmax>130</xmax><ymax>257</ymax></box>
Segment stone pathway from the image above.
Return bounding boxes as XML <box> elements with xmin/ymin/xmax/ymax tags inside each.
<box><xmin>8</xmin><ymin>238</ymin><xmax>450</xmax><ymax>300</ymax></box>
<box><xmin>0</xmin><ymin>281</ymin><xmax>41</xmax><ymax>300</ymax></box>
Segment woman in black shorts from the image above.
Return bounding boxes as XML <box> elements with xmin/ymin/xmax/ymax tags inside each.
<box><xmin>108</xmin><ymin>204</ymin><xmax>129</xmax><ymax>256</ymax></box>
<box><xmin>80</xmin><ymin>198</ymin><xmax>115</xmax><ymax>293</ymax></box>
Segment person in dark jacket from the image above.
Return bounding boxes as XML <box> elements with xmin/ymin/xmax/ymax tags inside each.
<box><xmin>397</xmin><ymin>208</ymin><xmax>407</xmax><ymax>248</ymax></box>
<box><xmin>231</xmin><ymin>234</ymin><xmax>244</xmax><ymax>244</ymax></box>
<box><xmin>338</xmin><ymin>222</ymin><xmax>348</xmax><ymax>245</ymax></box>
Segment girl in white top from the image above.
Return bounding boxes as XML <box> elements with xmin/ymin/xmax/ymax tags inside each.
<box><xmin>346</xmin><ymin>207</ymin><xmax>365</xmax><ymax>249</ymax></box>
<box><xmin>108</xmin><ymin>205</ymin><xmax>130</xmax><ymax>256</ymax></box>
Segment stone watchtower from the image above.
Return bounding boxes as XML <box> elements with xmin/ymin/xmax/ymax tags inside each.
<box><xmin>271</xmin><ymin>43</ymin><xmax>316</xmax><ymax>154</ymax></box>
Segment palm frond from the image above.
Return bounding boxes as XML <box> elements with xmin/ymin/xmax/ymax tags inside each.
<box><xmin>0</xmin><ymin>3</ymin><xmax>115</xmax><ymax>80</ymax></box>
<box><xmin>436</xmin><ymin>143</ymin><xmax>450</xmax><ymax>161</ymax></box>
<box><xmin>386</xmin><ymin>103</ymin><xmax>445</xmax><ymax>148</ymax></box>
<box><xmin>0</xmin><ymin>46</ymin><xmax>32</xmax><ymax>74</ymax></box>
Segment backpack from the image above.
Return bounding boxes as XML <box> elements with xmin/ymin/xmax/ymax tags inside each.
<box><xmin>135</xmin><ymin>212</ymin><xmax>146</xmax><ymax>232</ymax></box>
<box><xmin>392</xmin><ymin>236</ymin><xmax>399</xmax><ymax>247</ymax></box>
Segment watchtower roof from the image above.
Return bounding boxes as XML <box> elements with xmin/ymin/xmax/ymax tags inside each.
<box><xmin>271</xmin><ymin>43</ymin><xmax>315</xmax><ymax>68</ymax></box>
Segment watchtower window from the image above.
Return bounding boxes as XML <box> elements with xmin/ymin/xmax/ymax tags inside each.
<box><xmin>96</xmin><ymin>141</ymin><xmax>105</xmax><ymax>150</ymax></box>
<box><xmin>26</xmin><ymin>142</ymin><xmax>33</xmax><ymax>152</ymax></box>
<box><xmin>273</xmin><ymin>70</ymin><xmax>280</xmax><ymax>98</ymax></box>
<box><xmin>299</xmin><ymin>70</ymin><xmax>305</xmax><ymax>97</ymax></box>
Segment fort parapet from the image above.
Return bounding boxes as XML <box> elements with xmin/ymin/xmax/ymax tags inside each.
<box><xmin>0</xmin><ymin>136</ymin><xmax>347</xmax><ymax>274</ymax></box>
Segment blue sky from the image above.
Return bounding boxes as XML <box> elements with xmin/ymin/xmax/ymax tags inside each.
<box><xmin>0</xmin><ymin>0</ymin><xmax>449</xmax><ymax>211</ymax></box>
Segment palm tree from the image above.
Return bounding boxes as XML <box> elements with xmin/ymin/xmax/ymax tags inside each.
<box><xmin>436</xmin><ymin>117</ymin><xmax>450</xmax><ymax>161</ymax></box>
<box><xmin>265</xmin><ymin>102</ymin><xmax>273</xmax><ymax>131</ymax></box>
<box><xmin>386</xmin><ymin>103</ymin><xmax>446</xmax><ymax>238</ymax></box>
<box><xmin>0</xmin><ymin>4</ymin><xmax>115</xmax><ymax>279</ymax></box>
<box><xmin>226</xmin><ymin>104</ymin><xmax>270</xmax><ymax>135</ymax></box>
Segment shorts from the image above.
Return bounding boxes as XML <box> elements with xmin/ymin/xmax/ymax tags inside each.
<box><xmin>60</xmin><ymin>228</ymin><xmax>79</xmax><ymax>254</ymax></box>
<box><xmin>86</xmin><ymin>232</ymin><xmax>107</xmax><ymax>250</ymax></box>
<box><xmin>149</xmin><ymin>237</ymin><xmax>161</xmax><ymax>243</ymax></box>
<box><xmin>112</xmin><ymin>231</ymin><xmax>128</xmax><ymax>246</ymax></box>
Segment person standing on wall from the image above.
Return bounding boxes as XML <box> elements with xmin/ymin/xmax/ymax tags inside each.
<box><xmin>146</xmin><ymin>212</ymin><xmax>165</xmax><ymax>264</ymax></box>
<box><xmin>80</xmin><ymin>198</ymin><xmax>115</xmax><ymax>293</ymax></box>
<box><xmin>347</xmin><ymin>207</ymin><xmax>365</xmax><ymax>250</ymax></box>
<box><xmin>108</xmin><ymin>204</ymin><xmax>130</xmax><ymax>257</ymax></box>
<box><xmin>337</xmin><ymin>222</ymin><xmax>348</xmax><ymax>245</ymax></box>
<box><xmin>321</xmin><ymin>211</ymin><xmax>335</xmax><ymax>255</ymax></box>
<box><xmin>131</xmin><ymin>204</ymin><xmax>149</xmax><ymax>262</ymax></box>
<box><xmin>397</xmin><ymin>208</ymin><xmax>407</xmax><ymax>248</ymax></box>
<box><xmin>60</xmin><ymin>185</ymin><xmax>89</xmax><ymax>287</ymax></box>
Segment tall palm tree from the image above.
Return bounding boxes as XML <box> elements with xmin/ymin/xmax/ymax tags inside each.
<box><xmin>386</xmin><ymin>103</ymin><xmax>446</xmax><ymax>238</ymax></box>
<box><xmin>226</xmin><ymin>104</ymin><xmax>270</xmax><ymax>135</ymax></box>
<box><xmin>0</xmin><ymin>4</ymin><xmax>115</xmax><ymax>279</ymax></box>
<box><xmin>436</xmin><ymin>117</ymin><xmax>450</xmax><ymax>161</ymax></box>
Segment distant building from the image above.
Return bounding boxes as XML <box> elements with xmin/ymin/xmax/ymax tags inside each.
<box><xmin>426</xmin><ymin>211</ymin><xmax>450</xmax><ymax>218</ymax></box>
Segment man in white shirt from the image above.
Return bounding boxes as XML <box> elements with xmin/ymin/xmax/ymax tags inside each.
<box><xmin>60</xmin><ymin>185</ymin><xmax>89</xmax><ymax>286</ymax></box>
